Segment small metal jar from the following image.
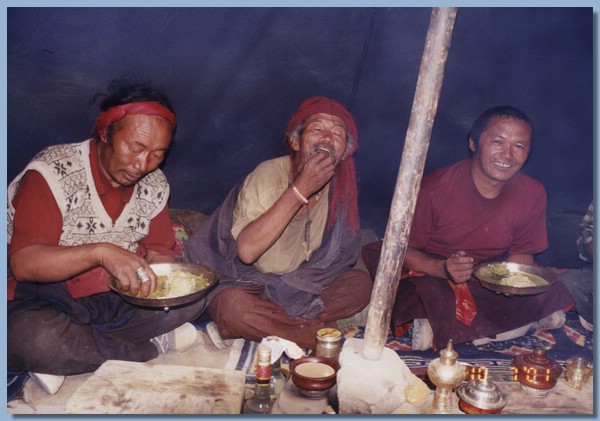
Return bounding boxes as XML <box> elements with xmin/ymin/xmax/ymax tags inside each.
<box><xmin>512</xmin><ymin>349</ymin><xmax>562</xmax><ymax>397</ymax></box>
<box><xmin>457</xmin><ymin>377</ymin><xmax>508</xmax><ymax>414</ymax></box>
<box><xmin>315</xmin><ymin>328</ymin><xmax>342</xmax><ymax>361</ymax></box>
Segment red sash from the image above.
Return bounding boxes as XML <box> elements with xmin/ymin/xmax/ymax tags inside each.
<box><xmin>447</xmin><ymin>281</ymin><xmax>478</xmax><ymax>326</ymax></box>
<box><xmin>402</xmin><ymin>269</ymin><xmax>478</xmax><ymax>327</ymax></box>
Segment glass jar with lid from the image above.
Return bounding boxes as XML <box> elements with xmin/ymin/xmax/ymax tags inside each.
<box><xmin>315</xmin><ymin>327</ymin><xmax>342</xmax><ymax>361</ymax></box>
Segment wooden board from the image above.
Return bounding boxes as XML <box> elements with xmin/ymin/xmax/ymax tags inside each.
<box><xmin>66</xmin><ymin>360</ymin><xmax>245</xmax><ymax>414</ymax></box>
<box><xmin>498</xmin><ymin>378</ymin><xmax>593</xmax><ymax>414</ymax></box>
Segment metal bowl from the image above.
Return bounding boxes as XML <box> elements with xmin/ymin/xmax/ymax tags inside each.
<box><xmin>109</xmin><ymin>262</ymin><xmax>218</xmax><ymax>309</ymax></box>
<box><xmin>474</xmin><ymin>262</ymin><xmax>557</xmax><ymax>296</ymax></box>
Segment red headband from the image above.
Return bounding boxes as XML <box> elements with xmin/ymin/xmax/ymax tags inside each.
<box><xmin>93</xmin><ymin>101</ymin><xmax>176</xmax><ymax>136</ymax></box>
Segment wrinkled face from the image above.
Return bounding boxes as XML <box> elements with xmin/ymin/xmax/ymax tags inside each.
<box><xmin>469</xmin><ymin>116</ymin><xmax>531</xmax><ymax>184</ymax></box>
<box><xmin>98</xmin><ymin>114</ymin><xmax>173</xmax><ymax>187</ymax></box>
<box><xmin>291</xmin><ymin>113</ymin><xmax>348</xmax><ymax>166</ymax></box>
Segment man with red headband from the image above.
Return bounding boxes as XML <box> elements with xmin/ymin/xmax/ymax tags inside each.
<box><xmin>7</xmin><ymin>81</ymin><xmax>202</xmax><ymax>395</ymax></box>
<box><xmin>184</xmin><ymin>96</ymin><xmax>373</xmax><ymax>349</ymax></box>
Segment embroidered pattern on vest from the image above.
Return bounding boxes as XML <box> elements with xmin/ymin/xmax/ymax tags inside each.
<box><xmin>7</xmin><ymin>140</ymin><xmax>169</xmax><ymax>252</ymax></box>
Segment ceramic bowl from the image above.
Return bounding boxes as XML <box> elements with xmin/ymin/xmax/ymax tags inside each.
<box><xmin>290</xmin><ymin>356</ymin><xmax>340</xmax><ymax>397</ymax></box>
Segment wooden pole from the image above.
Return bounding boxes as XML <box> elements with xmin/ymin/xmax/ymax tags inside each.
<box><xmin>362</xmin><ymin>7</ymin><xmax>458</xmax><ymax>360</ymax></box>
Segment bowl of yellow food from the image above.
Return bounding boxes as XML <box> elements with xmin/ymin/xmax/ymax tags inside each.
<box><xmin>109</xmin><ymin>263</ymin><xmax>218</xmax><ymax>309</ymax></box>
<box><xmin>289</xmin><ymin>356</ymin><xmax>340</xmax><ymax>399</ymax></box>
<box><xmin>474</xmin><ymin>262</ymin><xmax>556</xmax><ymax>296</ymax></box>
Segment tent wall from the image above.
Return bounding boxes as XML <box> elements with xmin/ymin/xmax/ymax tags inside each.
<box><xmin>7</xmin><ymin>7</ymin><xmax>593</xmax><ymax>267</ymax></box>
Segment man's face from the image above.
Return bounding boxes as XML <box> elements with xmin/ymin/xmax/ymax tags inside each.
<box><xmin>470</xmin><ymin>116</ymin><xmax>531</xmax><ymax>184</ymax></box>
<box><xmin>98</xmin><ymin>114</ymin><xmax>173</xmax><ymax>187</ymax></box>
<box><xmin>294</xmin><ymin>113</ymin><xmax>348</xmax><ymax>166</ymax></box>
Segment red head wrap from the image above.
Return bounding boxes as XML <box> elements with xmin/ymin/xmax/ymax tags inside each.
<box><xmin>93</xmin><ymin>101</ymin><xmax>176</xmax><ymax>138</ymax></box>
<box><xmin>285</xmin><ymin>96</ymin><xmax>359</xmax><ymax>156</ymax></box>
<box><xmin>286</xmin><ymin>96</ymin><xmax>360</xmax><ymax>234</ymax></box>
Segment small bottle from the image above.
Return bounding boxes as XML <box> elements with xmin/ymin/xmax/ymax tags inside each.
<box><xmin>315</xmin><ymin>328</ymin><xmax>342</xmax><ymax>362</ymax></box>
<box><xmin>269</xmin><ymin>355</ymin><xmax>286</xmax><ymax>401</ymax></box>
<box><xmin>242</xmin><ymin>345</ymin><xmax>273</xmax><ymax>414</ymax></box>
<box><xmin>263</xmin><ymin>336</ymin><xmax>287</xmax><ymax>401</ymax></box>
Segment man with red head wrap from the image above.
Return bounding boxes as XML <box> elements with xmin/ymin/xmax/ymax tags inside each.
<box><xmin>7</xmin><ymin>80</ymin><xmax>202</xmax><ymax>395</ymax></box>
<box><xmin>184</xmin><ymin>96</ymin><xmax>373</xmax><ymax>349</ymax></box>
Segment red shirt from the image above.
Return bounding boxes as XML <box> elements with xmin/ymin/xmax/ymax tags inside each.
<box><xmin>409</xmin><ymin>159</ymin><xmax>548</xmax><ymax>263</ymax></box>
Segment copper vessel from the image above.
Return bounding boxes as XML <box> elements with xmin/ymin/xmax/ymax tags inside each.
<box><xmin>512</xmin><ymin>349</ymin><xmax>562</xmax><ymax>397</ymax></box>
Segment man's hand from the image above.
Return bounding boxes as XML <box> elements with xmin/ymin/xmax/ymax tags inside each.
<box><xmin>445</xmin><ymin>250</ymin><xmax>474</xmax><ymax>283</ymax></box>
<box><xmin>293</xmin><ymin>150</ymin><xmax>336</xmax><ymax>199</ymax></box>
<box><xmin>100</xmin><ymin>245</ymin><xmax>158</xmax><ymax>297</ymax></box>
<box><xmin>10</xmin><ymin>242</ymin><xmax>159</xmax><ymax>297</ymax></box>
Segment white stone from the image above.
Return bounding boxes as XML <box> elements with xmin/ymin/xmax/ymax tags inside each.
<box><xmin>337</xmin><ymin>338</ymin><xmax>432</xmax><ymax>414</ymax></box>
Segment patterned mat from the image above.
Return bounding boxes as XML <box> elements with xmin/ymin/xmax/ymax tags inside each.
<box><xmin>200</xmin><ymin>309</ymin><xmax>592</xmax><ymax>385</ymax></box>
<box><xmin>342</xmin><ymin>309</ymin><xmax>593</xmax><ymax>382</ymax></box>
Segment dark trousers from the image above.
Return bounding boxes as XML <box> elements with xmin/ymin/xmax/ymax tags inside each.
<box><xmin>558</xmin><ymin>267</ymin><xmax>593</xmax><ymax>323</ymax></box>
<box><xmin>8</xmin><ymin>282</ymin><xmax>206</xmax><ymax>375</ymax></box>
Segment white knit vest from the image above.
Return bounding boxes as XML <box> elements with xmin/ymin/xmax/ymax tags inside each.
<box><xmin>7</xmin><ymin>139</ymin><xmax>169</xmax><ymax>252</ymax></box>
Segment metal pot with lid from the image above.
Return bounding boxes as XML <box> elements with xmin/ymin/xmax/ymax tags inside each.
<box><xmin>457</xmin><ymin>377</ymin><xmax>508</xmax><ymax>414</ymax></box>
<box><xmin>512</xmin><ymin>349</ymin><xmax>562</xmax><ymax>397</ymax></box>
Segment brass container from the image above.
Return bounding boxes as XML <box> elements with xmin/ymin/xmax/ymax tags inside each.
<box><xmin>512</xmin><ymin>349</ymin><xmax>562</xmax><ymax>397</ymax></box>
<box><xmin>424</xmin><ymin>340</ymin><xmax>465</xmax><ymax>414</ymax></box>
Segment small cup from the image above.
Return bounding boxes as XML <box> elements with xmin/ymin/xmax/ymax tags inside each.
<box><xmin>566</xmin><ymin>356</ymin><xmax>593</xmax><ymax>390</ymax></box>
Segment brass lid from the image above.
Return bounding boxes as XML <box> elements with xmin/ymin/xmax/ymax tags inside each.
<box><xmin>439</xmin><ymin>339</ymin><xmax>458</xmax><ymax>366</ymax></box>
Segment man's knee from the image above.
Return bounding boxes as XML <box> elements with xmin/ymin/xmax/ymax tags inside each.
<box><xmin>340</xmin><ymin>269</ymin><xmax>374</xmax><ymax>304</ymax></box>
<box><xmin>9</xmin><ymin>309</ymin><xmax>64</xmax><ymax>345</ymax></box>
<box><xmin>208</xmin><ymin>288</ymin><xmax>249</xmax><ymax>324</ymax></box>
<box><xmin>8</xmin><ymin>310</ymin><xmax>68</xmax><ymax>370</ymax></box>
<box><xmin>356</xmin><ymin>268</ymin><xmax>375</xmax><ymax>293</ymax></box>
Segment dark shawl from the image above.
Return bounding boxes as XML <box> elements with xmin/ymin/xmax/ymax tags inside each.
<box><xmin>183</xmin><ymin>182</ymin><xmax>361</xmax><ymax>319</ymax></box>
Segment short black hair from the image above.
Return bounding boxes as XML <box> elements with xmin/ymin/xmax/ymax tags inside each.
<box><xmin>94</xmin><ymin>79</ymin><xmax>174</xmax><ymax>112</ymax></box>
<box><xmin>91</xmin><ymin>79</ymin><xmax>175</xmax><ymax>141</ymax></box>
<box><xmin>467</xmin><ymin>105</ymin><xmax>534</xmax><ymax>147</ymax></box>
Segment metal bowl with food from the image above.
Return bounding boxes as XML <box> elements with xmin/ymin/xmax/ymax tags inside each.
<box><xmin>109</xmin><ymin>263</ymin><xmax>218</xmax><ymax>310</ymax></box>
<box><xmin>473</xmin><ymin>262</ymin><xmax>557</xmax><ymax>296</ymax></box>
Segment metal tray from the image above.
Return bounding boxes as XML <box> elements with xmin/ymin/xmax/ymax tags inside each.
<box><xmin>109</xmin><ymin>262</ymin><xmax>218</xmax><ymax>309</ymax></box>
<box><xmin>474</xmin><ymin>262</ymin><xmax>557</xmax><ymax>296</ymax></box>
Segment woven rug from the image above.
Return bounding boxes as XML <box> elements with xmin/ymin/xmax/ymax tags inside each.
<box><xmin>342</xmin><ymin>309</ymin><xmax>593</xmax><ymax>382</ymax></box>
<box><xmin>223</xmin><ymin>309</ymin><xmax>592</xmax><ymax>384</ymax></box>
